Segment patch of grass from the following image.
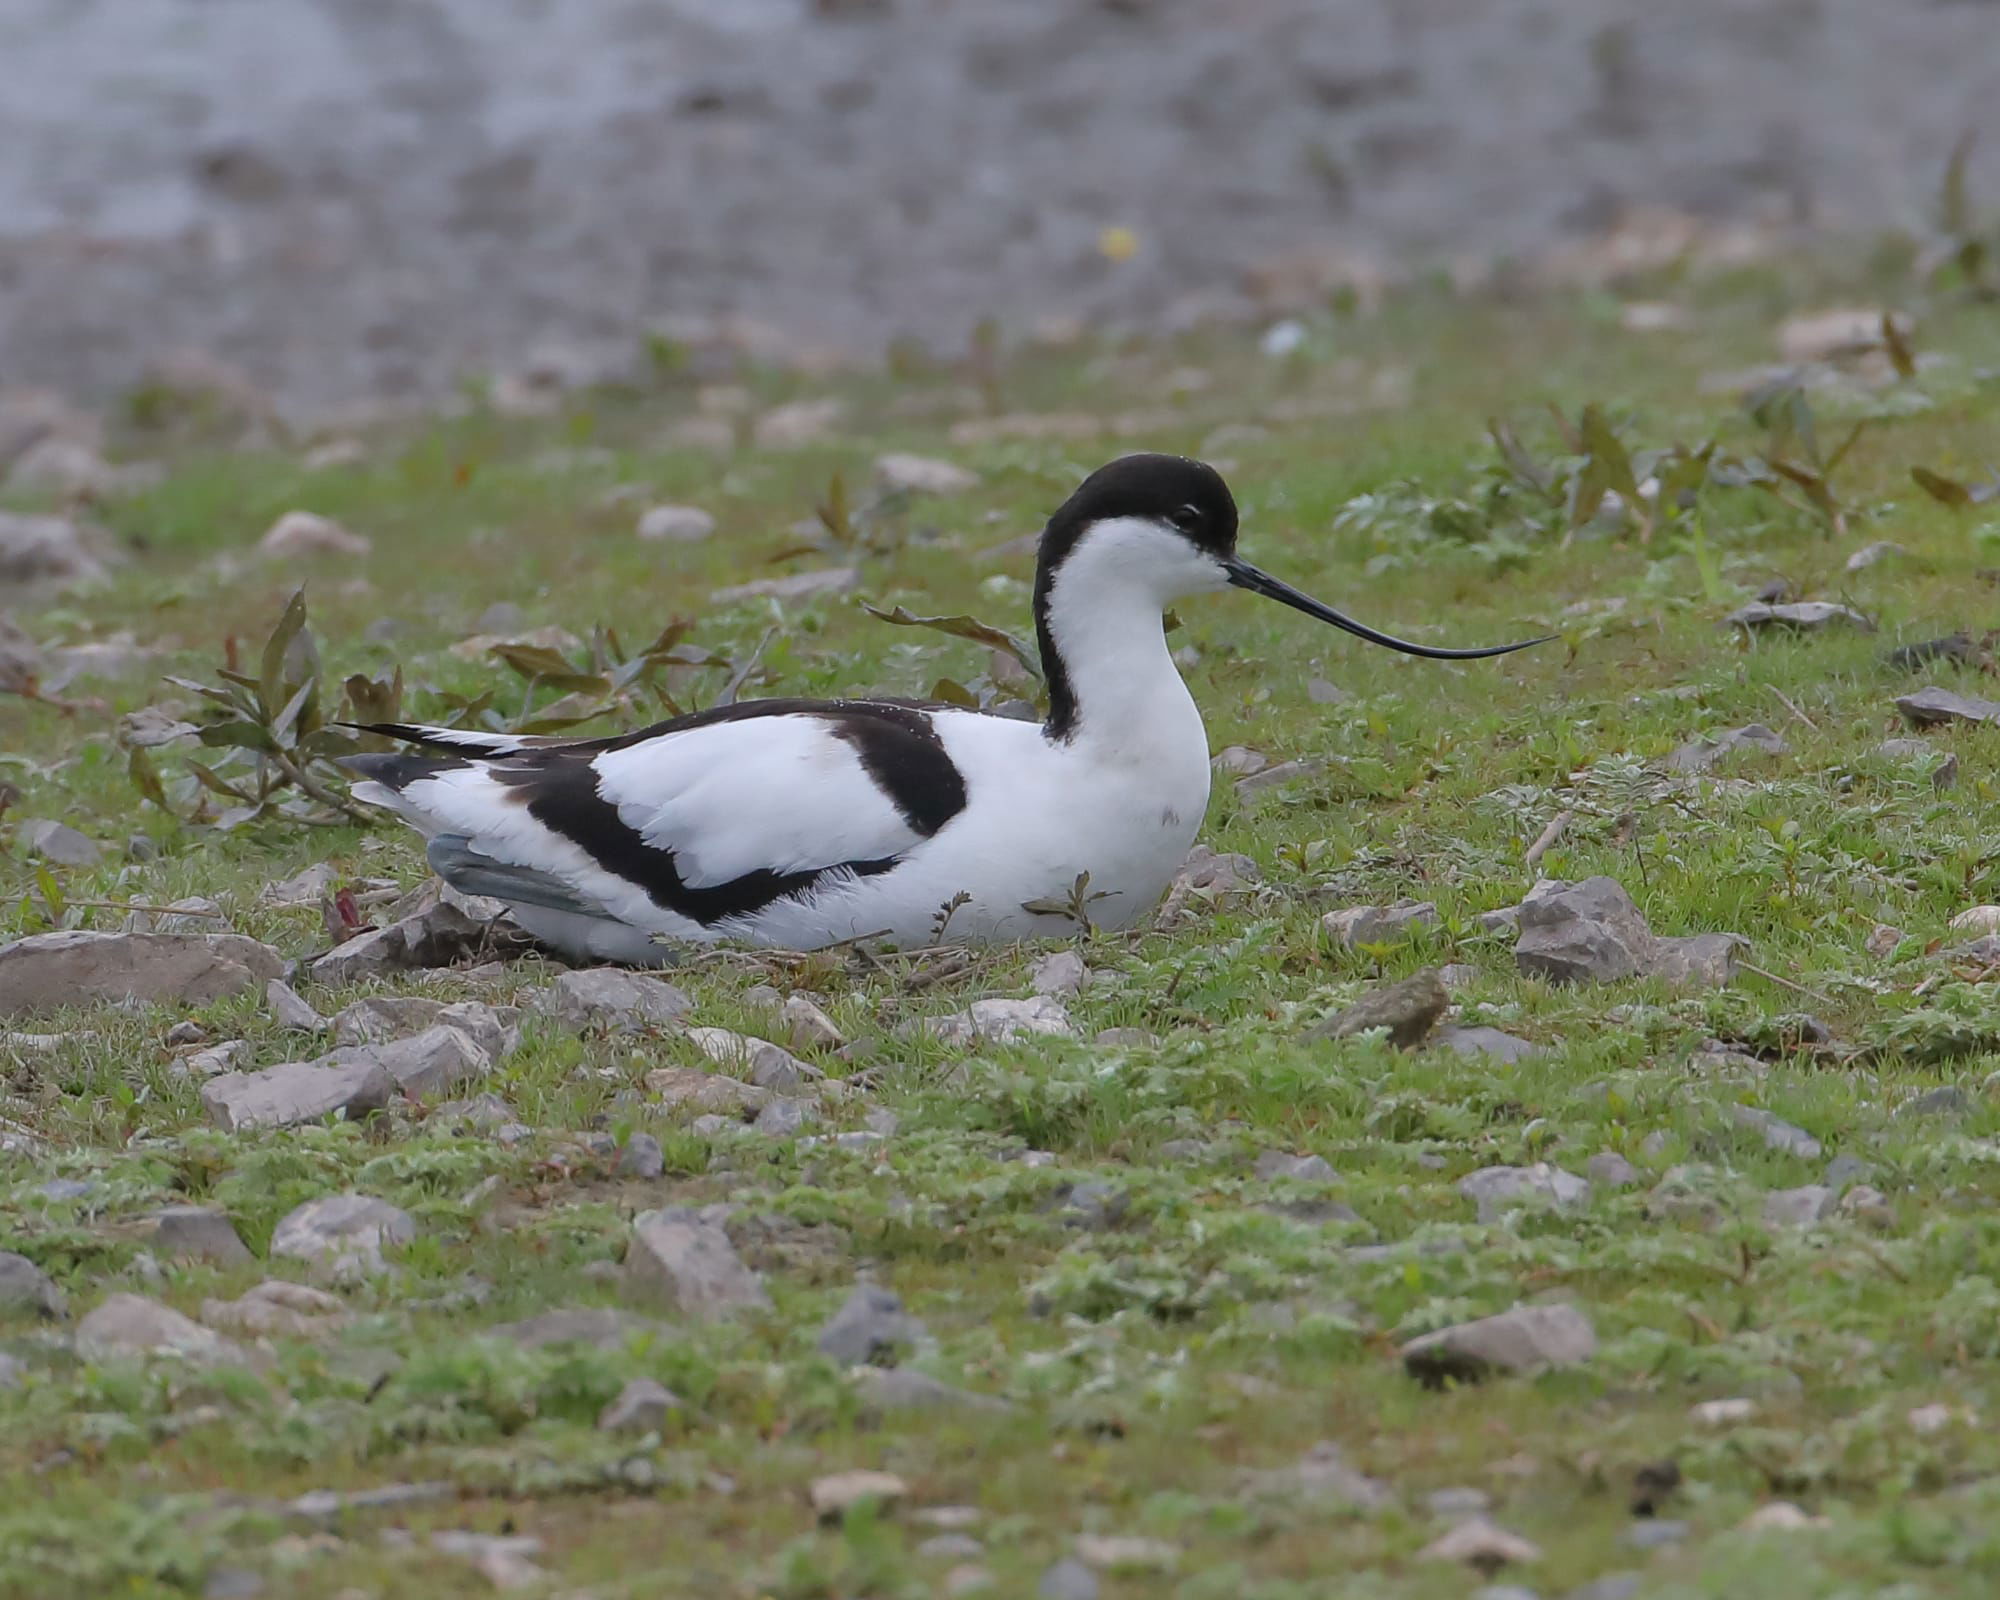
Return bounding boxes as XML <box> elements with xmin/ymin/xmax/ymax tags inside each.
<box><xmin>7</xmin><ymin>269</ymin><xmax>2000</xmax><ymax>1598</ymax></box>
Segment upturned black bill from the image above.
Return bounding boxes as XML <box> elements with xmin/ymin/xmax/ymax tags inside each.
<box><xmin>1223</xmin><ymin>558</ymin><xmax>1552</xmax><ymax>660</ymax></box>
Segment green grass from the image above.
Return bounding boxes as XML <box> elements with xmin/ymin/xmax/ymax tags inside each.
<box><xmin>7</xmin><ymin>261</ymin><xmax>2000</xmax><ymax>1598</ymax></box>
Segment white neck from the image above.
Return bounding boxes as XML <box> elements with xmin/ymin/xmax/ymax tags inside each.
<box><xmin>1037</xmin><ymin>517</ymin><xmax>1221</xmax><ymax>762</ymax></box>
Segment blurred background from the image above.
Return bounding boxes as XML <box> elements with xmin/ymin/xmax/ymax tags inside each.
<box><xmin>2</xmin><ymin>0</ymin><xmax>1995</xmax><ymax>424</ymax></box>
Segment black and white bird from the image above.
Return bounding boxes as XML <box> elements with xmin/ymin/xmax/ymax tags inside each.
<box><xmin>342</xmin><ymin>454</ymin><xmax>1543</xmax><ymax>963</ymax></box>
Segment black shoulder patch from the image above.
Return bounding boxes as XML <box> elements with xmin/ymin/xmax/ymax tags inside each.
<box><xmin>819</xmin><ymin>704</ymin><xmax>968</xmax><ymax>836</ymax></box>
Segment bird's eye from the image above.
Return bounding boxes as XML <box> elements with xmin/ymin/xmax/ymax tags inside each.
<box><xmin>1170</xmin><ymin>503</ymin><xmax>1203</xmax><ymax>532</ymax></box>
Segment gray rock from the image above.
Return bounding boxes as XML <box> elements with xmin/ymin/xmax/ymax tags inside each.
<box><xmin>1666</xmin><ymin>723</ymin><xmax>1787</xmax><ymax>773</ymax></box>
<box><xmin>1030</xmin><ymin>949</ymin><xmax>1088</xmax><ymax>997</ymax></box>
<box><xmin>264</xmin><ymin>978</ymin><xmax>327</xmax><ymax>1032</ymax></box>
<box><xmin>852</xmin><ymin>1366</ymin><xmax>1011</xmax><ymax>1413</ymax></box>
<box><xmin>751</xmin><ymin>1096</ymin><xmax>818</xmax><ymax>1139</ymax></box>
<box><xmin>283</xmin><ymin>1481</ymin><xmax>453</xmax><ymax>1524</ymax></box>
<box><xmin>542</xmin><ymin>967</ymin><xmax>693</xmax><ymax>1031</ymax></box>
<box><xmin>1586</xmin><ymin>1152</ymin><xmax>1642</xmax><ymax>1188</ymax></box>
<box><xmin>1515</xmin><ymin>877</ymin><xmax>1654</xmax><ymax>983</ymax></box>
<box><xmin>1897</xmin><ymin>686</ymin><xmax>2000</xmax><ymax>728</ymax></box>
<box><xmin>1651</xmin><ymin>932</ymin><xmax>1748</xmax><ymax>987</ymax></box>
<box><xmin>1436</xmin><ymin>1025</ymin><xmax>1542</xmax><ymax>1062</ymax></box>
<box><xmin>687</xmin><ymin>1027</ymin><xmax>822</xmax><ymax>1091</ymax></box>
<box><xmin>1092</xmin><ymin>1027</ymin><xmax>1159</xmax><ymax>1048</ymax></box>
<box><xmin>597</xmin><ymin>1376</ymin><xmax>681</xmax><ymax>1432</ymax></box>
<box><xmin>1055</xmin><ymin>1181</ymin><xmax>1128</xmax><ymax>1230</ymax></box>
<box><xmin>147</xmin><ymin>1206</ymin><xmax>253</xmax><ymax>1266</ymax></box>
<box><xmin>1625</xmin><ymin>1516</ymin><xmax>1690</xmax><ymax>1548</ymax></box>
<box><xmin>1897</xmin><ymin>1086</ymin><xmax>1970</xmax><ymax>1120</ymax></box>
<box><xmin>1516</xmin><ymin>876</ymin><xmax>1742</xmax><ymax>988</ymax></box>
<box><xmin>876</xmin><ymin>452</ymin><xmax>979</xmax><ymax>495</ymax></box>
<box><xmin>1458</xmin><ymin>1164</ymin><xmax>1591</xmax><ymax>1223</ymax></box>
<box><xmin>201</xmin><ymin>1569</ymin><xmax>264</xmax><ymax>1599</ymax></box>
<box><xmin>429</xmin><ymin>1530</ymin><xmax>545</xmax><ymax>1589</ymax></box>
<box><xmin>624</xmin><ymin>1208</ymin><xmax>771</xmax><ymax>1319</ymax></box>
<box><xmin>1763</xmin><ymin>1185</ymin><xmax>1837</xmax><ymax>1227</ymax></box>
<box><xmin>1242</xmin><ymin>1441</ymin><xmax>1391</xmax><ymax>1510</ymax></box>
<box><xmin>258</xmin><ymin>863</ymin><xmax>339</xmax><ymax>907</ymax></box>
<box><xmin>1566</xmin><ymin>1578</ymin><xmax>1642</xmax><ymax>1600</ymax></box>
<box><xmin>269</xmin><ymin>1193</ymin><xmax>416</xmax><ymax>1278</ymax></box>
<box><xmin>1730</xmin><ymin>1104</ymin><xmax>1822</xmax><ymax>1159</ymax></box>
<box><xmin>74</xmin><ymin>1293</ymin><xmax>246</xmax><ymax>1366</ymax></box>
<box><xmin>1321</xmin><ymin>901</ymin><xmax>1439</xmax><ymax>948</ymax></box>
<box><xmin>1824</xmin><ymin>1154</ymin><xmax>1875</xmax><ymax>1190</ymax></box>
<box><xmin>1310</xmin><ymin>968</ymin><xmax>1448</xmax><ymax>1049</ymax></box>
<box><xmin>1235</xmin><ymin>757</ymin><xmax>1324</xmax><ymax>797</ymax></box>
<box><xmin>1254</xmin><ymin>1151</ymin><xmax>1338</xmax><ymax>1183</ymax></box>
<box><xmin>646</xmin><ymin>1066</ymin><xmax>771</xmax><ymax>1118</ymax></box>
<box><xmin>1476</xmin><ymin>904</ymin><xmax>1523</xmax><ymax>934</ymax></box>
<box><xmin>1725</xmin><ymin>600</ymin><xmax>1873</xmax><ymax>632</ymax></box>
<box><xmin>309</xmin><ymin>893</ymin><xmax>512</xmax><ymax>984</ymax></box>
<box><xmin>816</xmin><ymin>1283</ymin><xmax>927</xmax><ymax>1365</ymax></box>
<box><xmin>928</xmin><ymin>996</ymin><xmax>1076</xmax><ymax>1045</ymax></box>
<box><xmin>918</xmin><ymin>1534</ymin><xmax>986</xmax><ymax>1560</ymax></box>
<box><xmin>328</xmin><ymin>1024</ymin><xmax>490</xmax><ymax>1099</ymax></box>
<box><xmin>0</xmin><ymin>511</ymin><xmax>106</xmax><ymax>589</ymax></box>
<box><xmin>1038</xmin><ymin>1558</ymin><xmax>1099</xmax><ymax>1600</ymax></box>
<box><xmin>1401</xmin><ymin>1304</ymin><xmax>1597</xmax><ymax>1386</ymax></box>
<box><xmin>0</xmin><ymin>1250</ymin><xmax>65</xmax><ymax>1319</ymax></box>
<box><xmin>200</xmin><ymin>1056</ymin><xmax>394</xmax><ymax>1132</ymax></box>
<box><xmin>488</xmin><ymin>1307</ymin><xmax>674</xmax><ymax>1350</ymax></box>
<box><xmin>635</xmin><ymin>503</ymin><xmax>716</xmax><ymax>542</ymax></box>
<box><xmin>1429</xmin><ymin>1487</ymin><xmax>1493</xmax><ymax>1517</ymax></box>
<box><xmin>1471</xmin><ymin>1589</ymin><xmax>1541</xmax><ymax>1600</ymax></box>
<box><xmin>20</xmin><ymin>819</ymin><xmax>100</xmax><ymax>867</ymax></box>
<box><xmin>618</xmin><ymin>1132</ymin><xmax>666</xmax><ymax>1178</ymax></box>
<box><xmin>711</xmin><ymin>566</ymin><xmax>859</xmax><ymax>604</ymax></box>
<box><xmin>200</xmin><ymin>1279</ymin><xmax>348</xmax><ymax>1338</ymax></box>
<box><xmin>0</xmin><ymin>930</ymin><xmax>285</xmax><ymax>1018</ymax></box>
<box><xmin>331</xmin><ymin>996</ymin><xmax>519</xmax><ymax>1056</ymax></box>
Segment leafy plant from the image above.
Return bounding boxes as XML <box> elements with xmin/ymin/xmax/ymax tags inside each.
<box><xmin>144</xmin><ymin>589</ymin><xmax>389</xmax><ymax>827</ymax></box>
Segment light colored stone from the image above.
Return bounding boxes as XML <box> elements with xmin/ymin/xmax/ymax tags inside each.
<box><xmin>259</xmin><ymin>863</ymin><xmax>338</xmax><ymax>906</ymax></box>
<box><xmin>1898</xmin><ymin>687</ymin><xmax>2000</xmax><ymax>728</ymax></box>
<box><xmin>710</xmin><ymin>566</ymin><xmax>859</xmax><ymax>605</ymax></box>
<box><xmin>270</xmin><ymin>1193</ymin><xmax>415</xmax><ymax>1278</ymax></box>
<box><xmin>1666</xmin><ymin>723</ymin><xmax>1787</xmax><ymax>773</ymax></box>
<box><xmin>0</xmin><ymin>930</ymin><xmax>283</xmax><ymax>1018</ymax></box>
<box><xmin>176</xmin><ymin>1039</ymin><xmax>253</xmax><ymax>1078</ymax></box>
<box><xmin>624</xmin><ymin>1208</ymin><xmax>770</xmax><ymax>1319</ymax></box>
<box><xmin>811</xmin><ymin>1468</ymin><xmax>908</xmax><ymax>1521</ymax></box>
<box><xmin>254</xmin><ymin>980</ymin><xmax>325</xmax><ymax>1037</ymax></box>
<box><xmin>1030</xmin><ymin>950</ymin><xmax>1088</xmax><ymax>997</ymax></box>
<box><xmin>1074</xmin><ymin>1535</ymin><xmax>1178</xmax><ymax>1572</ymax></box>
<box><xmin>1402</xmin><ymin>1304</ymin><xmax>1597</xmax><ymax>1385</ymax></box>
<box><xmin>598</xmin><ymin>1376</ymin><xmax>681</xmax><ymax>1432</ymax></box>
<box><xmin>431</xmin><ymin>1530</ymin><xmax>544</xmax><ymax>1590</ymax></box>
<box><xmin>200</xmin><ymin>1057</ymin><xmax>394</xmax><ymax>1132</ymax></box>
<box><xmin>488</xmin><ymin>1307</ymin><xmax>674</xmax><ymax>1350</ymax></box>
<box><xmin>327</xmin><ymin>1024</ymin><xmax>490</xmax><ymax>1099</ymax></box>
<box><xmin>928</xmin><ymin>996</ymin><xmax>1076</xmax><ymax>1046</ymax></box>
<box><xmin>753</xmin><ymin>398</ymin><xmax>845</xmax><ymax>448</ymax></box>
<box><xmin>541</xmin><ymin>968</ymin><xmax>692</xmax><ymax>1031</ymax></box>
<box><xmin>258</xmin><ymin>510</ymin><xmax>370</xmax><ymax>559</ymax></box>
<box><xmin>1950</xmin><ymin>906</ymin><xmax>2000</xmax><ymax>936</ymax></box>
<box><xmin>19</xmin><ymin>819</ymin><xmax>100</xmax><ymax>867</ymax></box>
<box><xmin>0</xmin><ymin>510</ymin><xmax>107</xmax><ymax>589</ymax></box>
<box><xmin>0</xmin><ymin>1250</ymin><xmax>65</xmax><ymax>1318</ymax></box>
<box><xmin>1418</xmin><ymin>1517</ymin><xmax>1542</xmax><ymax>1570</ymax></box>
<box><xmin>1730</xmin><ymin>1104</ymin><xmax>1822</xmax><ymax>1159</ymax></box>
<box><xmin>636</xmin><ymin>503</ymin><xmax>716</xmax><ymax>542</ymax></box>
<box><xmin>875</xmin><ymin>453</ymin><xmax>979</xmax><ymax>495</ymax></box>
<box><xmin>75</xmin><ymin>1293</ymin><xmax>247</xmax><ymax>1366</ymax></box>
<box><xmin>686</xmin><ymin>1027</ymin><xmax>820</xmax><ymax>1091</ymax></box>
<box><xmin>645</xmin><ymin>1066</ymin><xmax>770</xmax><ymax>1117</ymax></box>
<box><xmin>1725</xmin><ymin>600</ymin><xmax>1873</xmax><ymax>633</ymax></box>
<box><xmin>1435</xmin><ymin>1025</ymin><xmax>1541</xmax><ymax>1062</ymax></box>
<box><xmin>851</xmin><ymin>1366</ymin><xmax>1011</xmax><ymax>1414</ymax></box>
<box><xmin>201</xmin><ymin>1280</ymin><xmax>348</xmax><ymax>1338</ymax></box>
<box><xmin>1311</xmin><ymin>969</ymin><xmax>1448</xmax><ymax>1049</ymax></box>
<box><xmin>1763</xmin><ymin>1185</ymin><xmax>1836</xmax><ymax>1227</ymax></box>
<box><xmin>1458</xmin><ymin>1164</ymin><xmax>1590</xmax><ymax>1223</ymax></box>
<box><xmin>817</xmin><ymin>1284</ymin><xmax>927</xmax><ymax>1366</ymax></box>
<box><xmin>1741</xmin><ymin>1501</ymin><xmax>1830</xmax><ymax>1532</ymax></box>
<box><xmin>1778</xmin><ymin>306</ymin><xmax>1909</xmax><ymax>363</ymax></box>
<box><xmin>1691</xmin><ymin>1397</ymin><xmax>1757</xmax><ymax>1426</ymax></box>
<box><xmin>778</xmin><ymin>994</ymin><xmax>845</xmax><ymax>1050</ymax></box>
<box><xmin>1320</xmin><ymin>901</ymin><xmax>1439</xmax><ymax>948</ymax></box>
<box><xmin>147</xmin><ymin>1206</ymin><xmax>252</xmax><ymax>1266</ymax></box>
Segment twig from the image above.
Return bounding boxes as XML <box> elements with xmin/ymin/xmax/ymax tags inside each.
<box><xmin>62</xmin><ymin>899</ymin><xmax>227</xmax><ymax>918</ymax></box>
<box><xmin>267</xmin><ymin>748</ymin><xmax>374</xmax><ymax>825</ymax></box>
<box><xmin>1524</xmin><ymin>809</ymin><xmax>1573</xmax><ymax>874</ymax></box>
<box><xmin>1737</xmin><ymin>959</ymin><xmax>1836</xmax><ymax>1009</ymax></box>
<box><xmin>1765</xmin><ymin>685</ymin><xmax>1818</xmax><ymax>732</ymax></box>
<box><xmin>716</xmin><ymin>627</ymin><xmax>777</xmax><ymax>708</ymax></box>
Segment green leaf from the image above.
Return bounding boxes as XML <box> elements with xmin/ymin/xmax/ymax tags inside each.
<box><xmin>127</xmin><ymin>746</ymin><xmax>169</xmax><ymax>812</ymax></box>
<box><xmin>197</xmin><ymin>720</ymin><xmax>280</xmax><ymax>755</ymax></box>
<box><xmin>489</xmin><ymin>643</ymin><xmax>611</xmax><ymax>695</ymax></box>
<box><xmin>1912</xmin><ymin>465</ymin><xmax>1972</xmax><ymax>507</ymax></box>
<box><xmin>259</xmin><ymin>589</ymin><xmax>309</xmax><ymax>720</ymax></box>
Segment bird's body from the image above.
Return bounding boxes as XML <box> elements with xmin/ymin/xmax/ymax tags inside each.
<box><xmin>344</xmin><ymin>456</ymin><xmax>1540</xmax><ymax>962</ymax></box>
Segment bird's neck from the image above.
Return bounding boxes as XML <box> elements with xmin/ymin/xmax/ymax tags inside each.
<box><xmin>1035</xmin><ymin>556</ymin><xmax>1202</xmax><ymax>761</ymax></box>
